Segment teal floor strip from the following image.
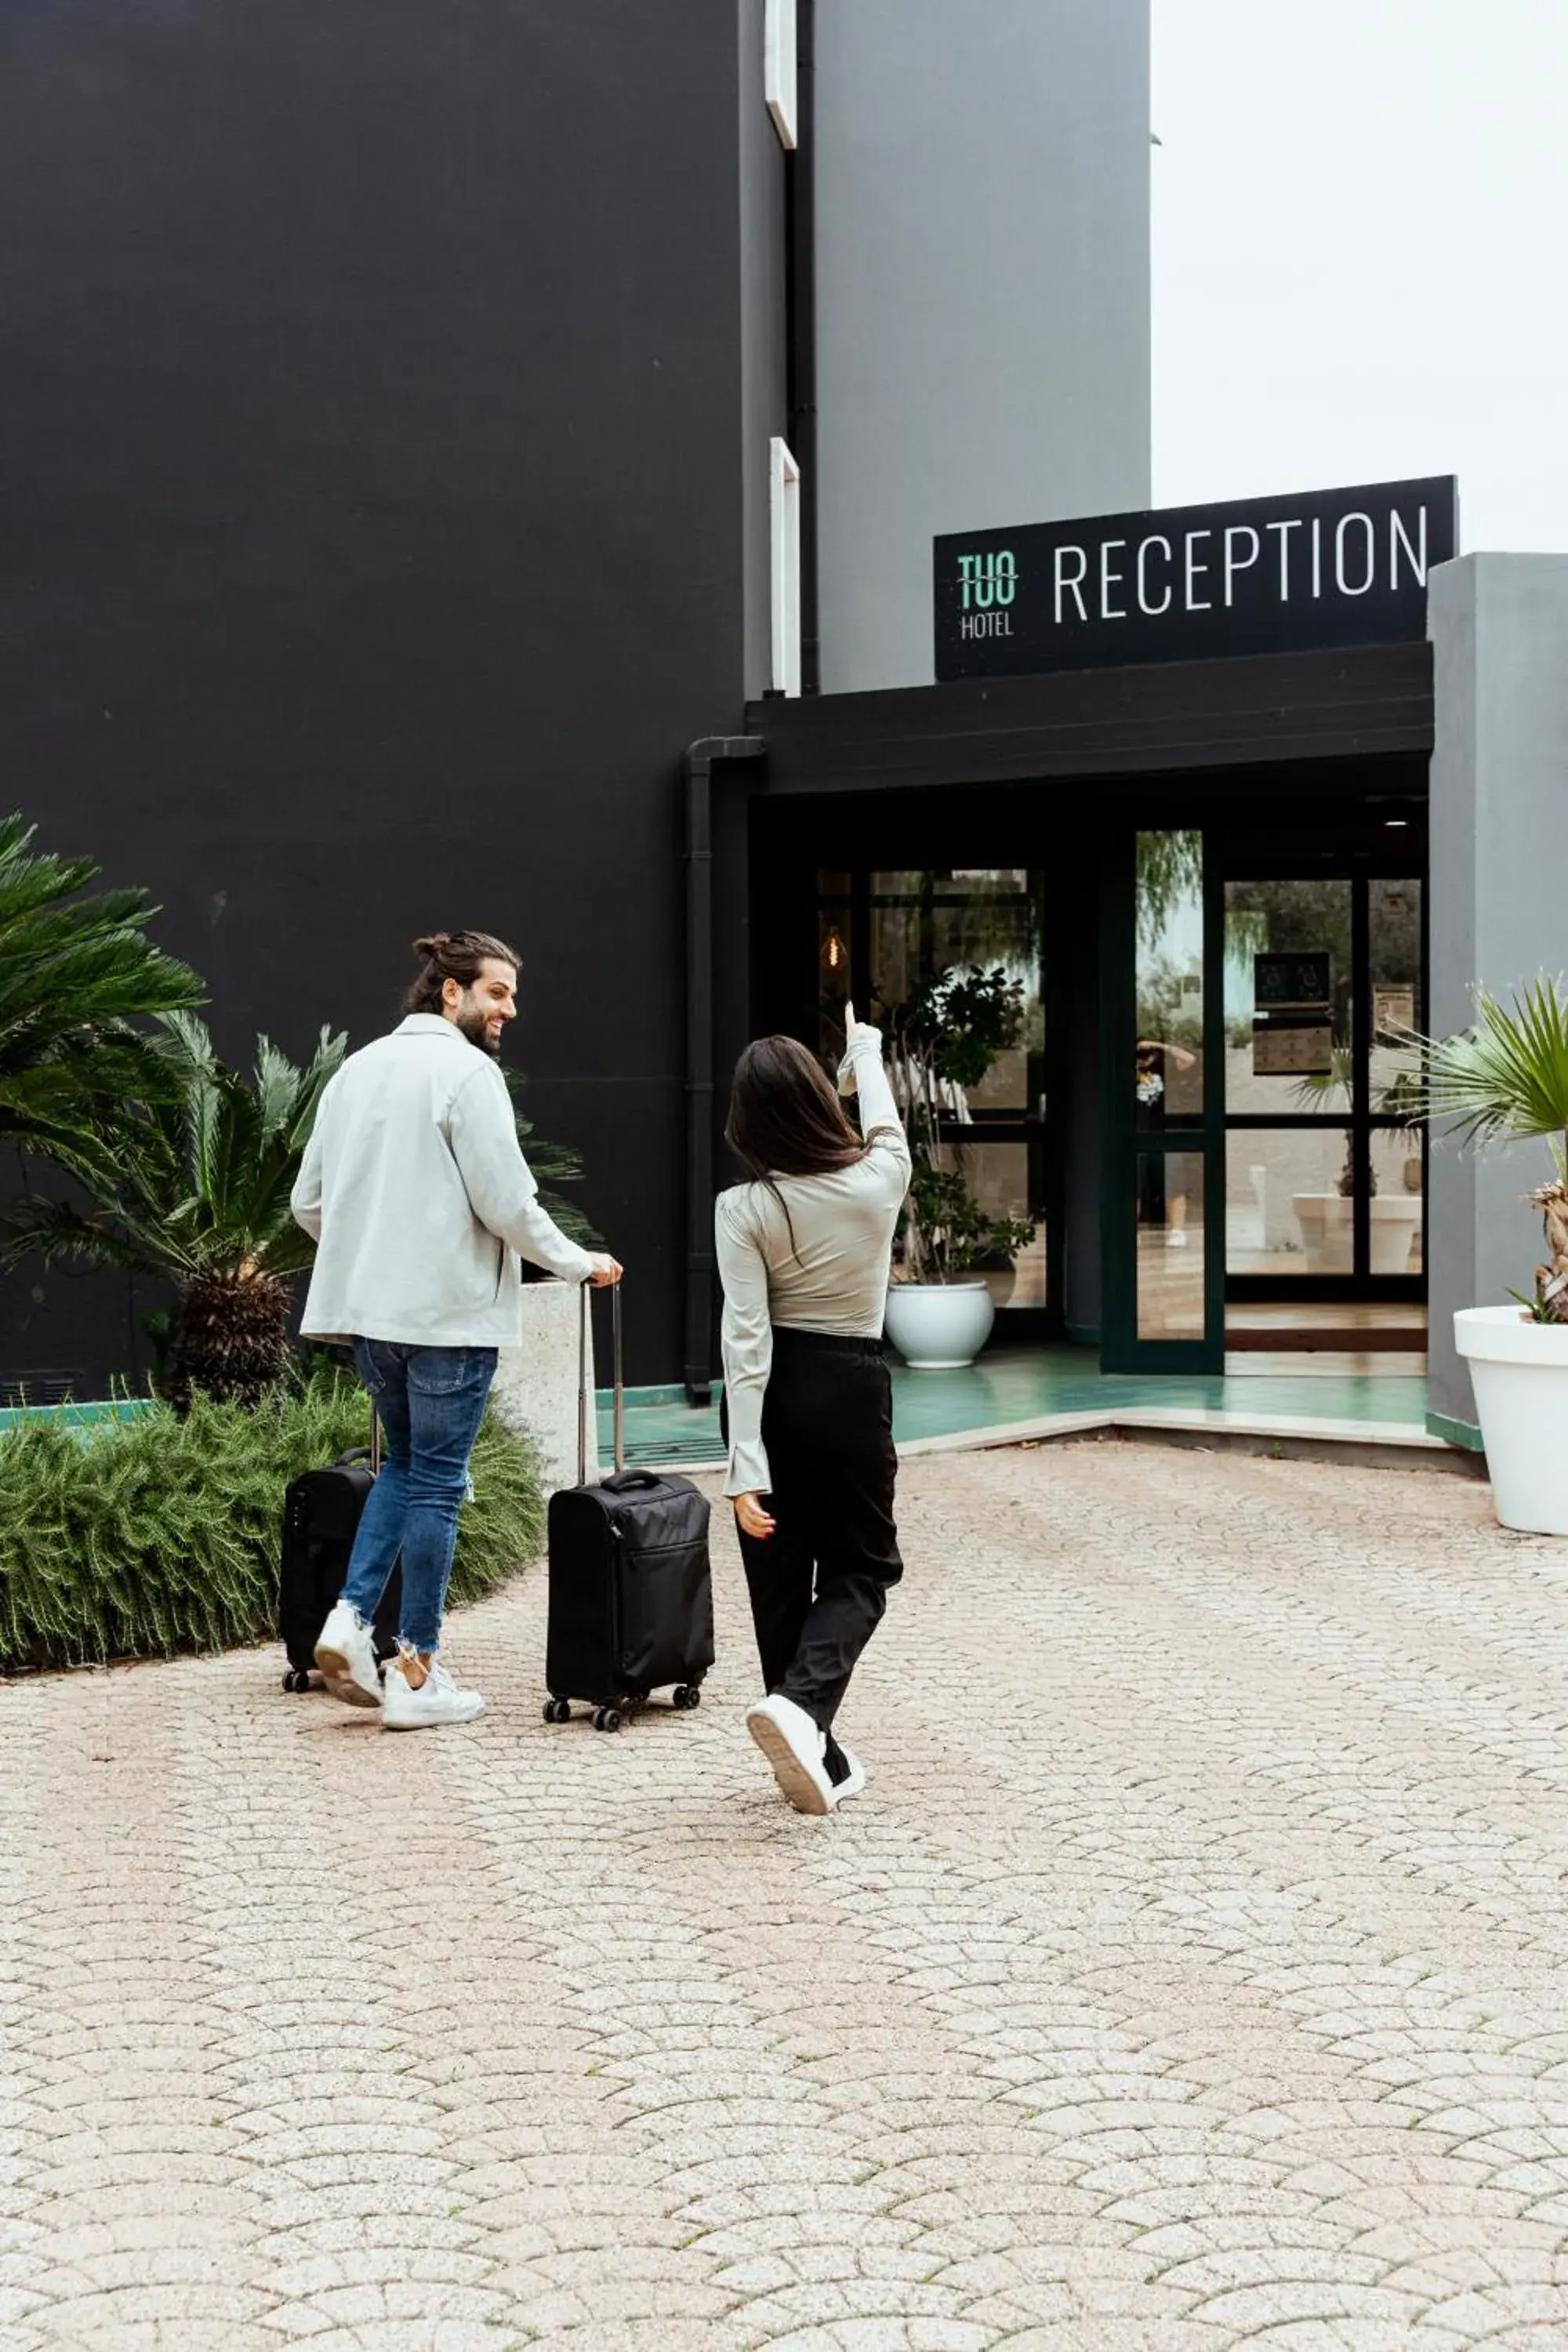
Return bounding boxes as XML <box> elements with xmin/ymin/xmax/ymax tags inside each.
<box><xmin>0</xmin><ymin>1398</ymin><xmax>154</xmax><ymax>1435</ymax></box>
<box><xmin>598</xmin><ymin>1347</ymin><xmax>1431</xmax><ymax>1470</ymax></box>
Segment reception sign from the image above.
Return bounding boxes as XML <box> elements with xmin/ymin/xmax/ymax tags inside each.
<box><xmin>934</xmin><ymin>476</ymin><xmax>1457</xmax><ymax>681</ymax></box>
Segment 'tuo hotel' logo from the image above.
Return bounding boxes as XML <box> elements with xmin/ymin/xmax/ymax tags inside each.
<box><xmin>956</xmin><ymin>550</ymin><xmax>1017</xmax><ymax>639</ymax></box>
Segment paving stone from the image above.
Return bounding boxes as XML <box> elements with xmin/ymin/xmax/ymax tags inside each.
<box><xmin>4</xmin><ymin>1443</ymin><xmax>1568</xmax><ymax>2349</ymax></box>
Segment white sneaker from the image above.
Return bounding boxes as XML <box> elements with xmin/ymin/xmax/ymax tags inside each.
<box><xmin>381</xmin><ymin>1653</ymin><xmax>485</xmax><ymax>1731</ymax></box>
<box><xmin>314</xmin><ymin>1600</ymin><xmax>382</xmax><ymax>1708</ymax></box>
<box><xmin>1165</xmin><ymin>1229</ymin><xmax>1189</xmax><ymax>1250</ymax></box>
<box><xmin>746</xmin><ymin>1693</ymin><xmax>834</xmax><ymax>1816</ymax></box>
<box><xmin>828</xmin><ymin>1748</ymin><xmax>867</xmax><ymax>1809</ymax></box>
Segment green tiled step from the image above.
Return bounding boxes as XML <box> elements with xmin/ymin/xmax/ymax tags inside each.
<box><xmin>597</xmin><ymin>1346</ymin><xmax>1430</xmax><ymax>1471</ymax></box>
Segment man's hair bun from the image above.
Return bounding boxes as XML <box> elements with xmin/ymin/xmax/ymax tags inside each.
<box><xmin>403</xmin><ymin>928</ymin><xmax>523</xmax><ymax>1016</ymax></box>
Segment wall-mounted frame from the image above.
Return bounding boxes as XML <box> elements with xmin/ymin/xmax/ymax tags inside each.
<box><xmin>770</xmin><ymin>437</ymin><xmax>802</xmax><ymax>698</ymax></box>
<box><xmin>765</xmin><ymin>0</ymin><xmax>798</xmax><ymax>150</ymax></box>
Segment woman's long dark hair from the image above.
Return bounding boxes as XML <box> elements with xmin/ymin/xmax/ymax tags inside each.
<box><xmin>726</xmin><ymin>1036</ymin><xmax>897</xmax><ymax>1257</ymax></box>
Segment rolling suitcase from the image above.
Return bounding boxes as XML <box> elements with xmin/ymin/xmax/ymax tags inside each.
<box><xmin>278</xmin><ymin>1409</ymin><xmax>402</xmax><ymax>1693</ymax></box>
<box><xmin>543</xmin><ymin>1284</ymin><xmax>713</xmax><ymax>1732</ymax></box>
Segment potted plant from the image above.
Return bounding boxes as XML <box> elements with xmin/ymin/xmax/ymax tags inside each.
<box><xmin>880</xmin><ymin>965</ymin><xmax>1037</xmax><ymax>1370</ymax></box>
<box><xmin>1288</xmin><ymin>1046</ymin><xmax>1425</xmax><ymax>1274</ymax></box>
<box><xmin>1414</xmin><ymin>976</ymin><xmax>1568</xmax><ymax>1534</ymax></box>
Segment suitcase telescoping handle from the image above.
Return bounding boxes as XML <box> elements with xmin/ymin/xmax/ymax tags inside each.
<box><xmin>578</xmin><ymin>1278</ymin><xmax>626</xmax><ymax>1486</ymax></box>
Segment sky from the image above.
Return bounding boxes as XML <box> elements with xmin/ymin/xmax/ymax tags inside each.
<box><xmin>1151</xmin><ymin>0</ymin><xmax>1568</xmax><ymax>552</ymax></box>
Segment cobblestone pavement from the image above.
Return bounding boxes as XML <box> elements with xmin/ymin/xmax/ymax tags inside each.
<box><xmin>5</xmin><ymin>1440</ymin><xmax>1568</xmax><ymax>2352</ymax></box>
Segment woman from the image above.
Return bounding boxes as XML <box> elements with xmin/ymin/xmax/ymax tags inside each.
<box><xmin>716</xmin><ymin>1004</ymin><xmax>913</xmax><ymax>1815</ymax></box>
<box><xmin>1136</xmin><ymin>1034</ymin><xmax>1199</xmax><ymax>1246</ymax></box>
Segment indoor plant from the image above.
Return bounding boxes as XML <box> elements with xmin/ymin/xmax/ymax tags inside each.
<box><xmin>881</xmin><ymin>965</ymin><xmax>1036</xmax><ymax>1369</ymax></box>
<box><xmin>1414</xmin><ymin>976</ymin><xmax>1568</xmax><ymax>1533</ymax></box>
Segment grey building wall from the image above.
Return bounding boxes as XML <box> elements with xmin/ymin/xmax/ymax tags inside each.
<box><xmin>812</xmin><ymin>0</ymin><xmax>1152</xmax><ymax>695</ymax></box>
<box><xmin>1427</xmin><ymin>554</ymin><xmax>1568</xmax><ymax>1440</ymax></box>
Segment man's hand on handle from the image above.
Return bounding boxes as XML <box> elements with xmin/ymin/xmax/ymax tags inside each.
<box><xmin>733</xmin><ymin>1492</ymin><xmax>776</xmax><ymax>1541</ymax></box>
<box><xmin>588</xmin><ymin>1255</ymin><xmax>623</xmax><ymax>1288</ymax></box>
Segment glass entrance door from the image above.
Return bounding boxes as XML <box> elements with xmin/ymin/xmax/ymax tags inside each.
<box><xmin>1223</xmin><ymin>866</ymin><xmax>1425</xmax><ymax>1342</ymax></box>
<box><xmin>815</xmin><ymin>865</ymin><xmax>1054</xmax><ymax>1331</ymax></box>
<box><xmin>1102</xmin><ymin>828</ymin><xmax>1225</xmax><ymax>1372</ymax></box>
<box><xmin>1103</xmin><ymin>818</ymin><xmax>1428</xmax><ymax>1373</ymax></box>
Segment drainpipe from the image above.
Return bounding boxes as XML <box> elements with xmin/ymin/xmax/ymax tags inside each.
<box><xmin>786</xmin><ymin>0</ymin><xmax>819</xmax><ymax>694</ymax></box>
<box><xmin>684</xmin><ymin>735</ymin><xmax>765</xmax><ymax>1403</ymax></box>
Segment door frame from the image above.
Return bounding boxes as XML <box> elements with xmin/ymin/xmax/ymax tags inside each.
<box><xmin>753</xmin><ymin>798</ymin><xmax>1070</xmax><ymax>1345</ymax></box>
<box><xmin>1100</xmin><ymin>808</ymin><xmax>1430</xmax><ymax>1374</ymax></box>
<box><xmin>1099</xmin><ymin>821</ymin><xmax>1227</xmax><ymax>1374</ymax></box>
<box><xmin>1220</xmin><ymin>842</ymin><xmax>1428</xmax><ymax>1309</ymax></box>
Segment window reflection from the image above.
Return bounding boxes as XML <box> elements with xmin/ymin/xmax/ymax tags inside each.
<box><xmin>1137</xmin><ymin>1152</ymin><xmax>1205</xmax><ymax>1339</ymax></box>
<box><xmin>1136</xmin><ymin>833</ymin><xmax>1203</xmax><ymax>1122</ymax></box>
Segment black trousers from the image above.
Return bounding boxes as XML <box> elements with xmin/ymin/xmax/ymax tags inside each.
<box><xmin>731</xmin><ymin>1327</ymin><xmax>903</xmax><ymax>1782</ymax></box>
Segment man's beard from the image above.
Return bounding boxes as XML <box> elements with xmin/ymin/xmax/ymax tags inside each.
<box><xmin>456</xmin><ymin>1011</ymin><xmax>500</xmax><ymax>1057</ymax></box>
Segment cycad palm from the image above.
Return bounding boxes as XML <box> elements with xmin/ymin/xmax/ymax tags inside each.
<box><xmin>0</xmin><ymin>814</ymin><xmax>203</xmax><ymax>1185</ymax></box>
<box><xmin>501</xmin><ymin>1068</ymin><xmax>600</xmax><ymax>1247</ymax></box>
<box><xmin>0</xmin><ymin>1014</ymin><xmax>346</xmax><ymax>1404</ymax></box>
<box><xmin>1416</xmin><ymin>977</ymin><xmax>1568</xmax><ymax>1321</ymax></box>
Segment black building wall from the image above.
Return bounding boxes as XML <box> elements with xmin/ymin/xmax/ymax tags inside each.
<box><xmin>0</xmin><ymin>0</ymin><xmax>785</xmax><ymax>1388</ymax></box>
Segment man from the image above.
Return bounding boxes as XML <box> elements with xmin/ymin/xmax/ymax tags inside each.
<box><xmin>291</xmin><ymin>930</ymin><xmax>622</xmax><ymax>1730</ymax></box>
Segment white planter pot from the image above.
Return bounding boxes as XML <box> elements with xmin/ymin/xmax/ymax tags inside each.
<box><xmin>1369</xmin><ymin>1196</ymin><xmax>1424</xmax><ymax>1274</ymax></box>
<box><xmin>884</xmin><ymin>1280</ymin><xmax>996</xmax><ymax>1370</ymax></box>
<box><xmin>1291</xmin><ymin>1192</ymin><xmax>1424</xmax><ymax>1275</ymax></box>
<box><xmin>1456</xmin><ymin>1305</ymin><xmax>1568</xmax><ymax>1536</ymax></box>
<box><xmin>1290</xmin><ymin>1193</ymin><xmax>1352</xmax><ymax>1273</ymax></box>
<box><xmin>489</xmin><ymin>1280</ymin><xmax>597</xmax><ymax>1494</ymax></box>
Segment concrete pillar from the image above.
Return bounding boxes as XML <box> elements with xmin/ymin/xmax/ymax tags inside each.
<box><xmin>1427</xmin><ymin>553</ymin><xmax>1568</xmax><ymax>1444</ymax></box>
<box><xmin>813</xmin><ymin>0</ymin><xmax>1151</xmax><ymax>695</ymax></box>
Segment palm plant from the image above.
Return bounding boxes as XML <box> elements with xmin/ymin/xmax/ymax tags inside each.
<box><xmin>1290</xmin><ymin>1043</ymin><xmax>1425</xmax><ymax>1197</ymax></box>
<box><xmin>0</xmin><ymin>814</ymin><xmax>202</xmax><ymax>1188</ymax></box>
<box><xmin>0</xmin><ymin>1013</ymin><xmax>345</xmax><ymax>1406</ymax></box>
<box><xmin>1410</xmin><ymin>977</ymin><xmax>1568</xmax><ymax>1323</ymax></box>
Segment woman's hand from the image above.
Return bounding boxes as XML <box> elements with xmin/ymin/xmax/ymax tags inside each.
<box><xmin>733</xmin><ymin>1491</ymin><xmax>776</xmax><ymax>1541</ymax></box>
<box><xmin>844</xmin><ymin>998</ymin><xmax>876</xmax><ymax>1051</ymax></box>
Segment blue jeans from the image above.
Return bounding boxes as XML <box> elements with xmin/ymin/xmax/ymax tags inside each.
<box><xmin>339</xmin><ymin>1341</ymin><xmax>499</xmax><ymax>1655</ymax></box>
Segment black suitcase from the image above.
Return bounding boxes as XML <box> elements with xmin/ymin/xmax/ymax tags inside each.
<box><xmin>543</xmin><ymin>1286</ymin><xmax>713</xmax><ymax>1732</ymax></box>
<box><xmin>278</xmin><ymin>1414</ymin><xmax>402</xmax><ymax>1693</ymax></box>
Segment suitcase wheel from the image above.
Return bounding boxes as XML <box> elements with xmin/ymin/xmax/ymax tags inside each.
<box><xmin>281</xmin><ymin>1668</ymin><xmax>314</xmax><ymax>1694</ymax></box>
<box><xmin>672</xmin><ymin>1685</ymin><xmax>702</xmax><ymax>1712</ymax></box>
<box><xmin>593</xmin><ymin>1705</ymin><xmax>623</xmax><ymax>1734</ymax></box>
<box><xmin>543</xmin><ymin>1697</ymin><xmax>572</xmax><ymax>1725</ymax></box>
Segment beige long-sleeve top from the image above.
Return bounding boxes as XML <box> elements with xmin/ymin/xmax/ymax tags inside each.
<box><xmin>292</xmin><ymin>1014</ymin><xmax>594</xmax><ymax>1345</ymax></box>
<box><xmin>715</xmin><ymin>1029</ymin><xmax>912</xmax><ymax>1498</ymax></box>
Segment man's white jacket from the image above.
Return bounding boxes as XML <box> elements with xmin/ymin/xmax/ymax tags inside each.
<box><xmin>291</xmin><ymin>1014</ymin><xmax>593</xmax><ymax>1346</ymax></box>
